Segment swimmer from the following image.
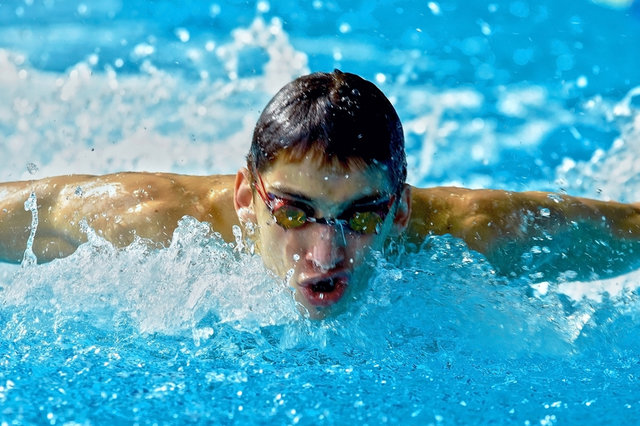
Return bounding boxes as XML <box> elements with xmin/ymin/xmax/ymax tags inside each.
<box><xmin>1</xmin><ymin>70</ymin><xmax>640</xmax><ymax>318</ymax></box>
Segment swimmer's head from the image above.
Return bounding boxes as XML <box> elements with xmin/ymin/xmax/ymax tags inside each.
<box><xmin>247</xmin><ymin>70</ymin><xmax>406</xmax><ymax>193</ymax></box>
<box><xmin>236</xmin><ymin>71</ymin><xmax>412</xmax><ymax>319</ymax></box>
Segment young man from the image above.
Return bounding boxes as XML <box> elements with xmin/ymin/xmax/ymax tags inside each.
<box><xmin>1</xmin><ymin>70</ymin><xmax>640</xmax><ymax>318</ymax></box>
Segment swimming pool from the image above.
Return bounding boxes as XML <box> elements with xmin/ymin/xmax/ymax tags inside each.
<box><xmin>1</xmin><ymin>0</ymin><xmax>640</xmax><ymax>423</ymax></box>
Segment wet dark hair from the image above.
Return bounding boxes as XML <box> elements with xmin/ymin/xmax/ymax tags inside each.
<box><xmin>247</xmin><ymin>70</ymin><xmax>406</xmax><ymax>193</ymax></box>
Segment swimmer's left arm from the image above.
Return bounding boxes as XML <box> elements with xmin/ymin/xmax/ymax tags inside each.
<box><xmin>408</xmin><ymin>186</ymin><xmax>640</xmax><ymax>255</ymax></box>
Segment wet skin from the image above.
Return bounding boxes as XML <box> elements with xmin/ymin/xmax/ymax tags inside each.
<box><xmin>233</xmin><ymin>156</ymin><xmax>411</xmax><ymax>319</ymax></box>
<box><xmin>2</xmin><ymin>165</ymin><xmax>640</xmax><ymax>317</ymax></box>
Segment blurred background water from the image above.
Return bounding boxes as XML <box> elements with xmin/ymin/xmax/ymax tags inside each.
<box><xmin>1</xmin><ymin>0</ymin><xmax>640</xmax><ymax>424</ymax></box>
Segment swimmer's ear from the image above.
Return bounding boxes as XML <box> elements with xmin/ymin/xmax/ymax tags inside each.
<box><xmin>234</xmin><ymin>168</ymin><xmax>257</xmax><ymax>224</ymax></box>
<box><xmin>391</xmin><ymin>184</ymin><xmax>411</xmax><ymax>236</ymax></box>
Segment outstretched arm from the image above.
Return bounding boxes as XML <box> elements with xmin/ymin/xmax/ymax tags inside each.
<box><xmin>0</xmin><ymin>173</ymin><xmax>238</xmax><ymax>264</ymax></box>
<box><xmin>407</xmin><ymin>187</ymin><xmax>640</xmax><ymax>276</ymax></box>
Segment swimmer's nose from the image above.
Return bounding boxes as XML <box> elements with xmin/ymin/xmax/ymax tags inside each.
<box><xmin>305</xmin><ymin>223</ymin><xmax>346</xmax><ymax>272</ymax></box>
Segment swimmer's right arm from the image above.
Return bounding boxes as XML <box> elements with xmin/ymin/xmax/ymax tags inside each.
<box><xmin>0</xmin><ymin>173</ymin><xmax>239</xmax><ymax>264</ymax></box>
<box><xmin>0</xmin><ymin>175</ymin><xmax>91</xmax><ymax>263</ymax></box>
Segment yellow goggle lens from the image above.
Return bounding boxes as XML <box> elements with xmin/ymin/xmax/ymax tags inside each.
<box><xmin>273</xmin><ymin>205</ymin><xmax>307</xmax><ymax>229</ymax></box>
<box><xmin>348</xmin><ymin>211</ymin><xmax>383</xmax><ymax>235</ymax></box>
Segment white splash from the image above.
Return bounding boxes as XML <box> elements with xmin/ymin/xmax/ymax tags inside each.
<box><xmin>0</xmin><ymin>15</ymin><xmax>309</xmax><ymax>183</ymax></box>
<box><xmin>555</xmin><ymin>85</ymin><xmax>640</xmax><ymax>202</ymax></box>
<box><xmin>21</xmin><ymin>192</ymin><xmax>38</xmax><ymax>267</ymax></box>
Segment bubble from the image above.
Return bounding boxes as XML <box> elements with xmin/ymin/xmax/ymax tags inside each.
<box><xmin>479</xmin><ymin>20</ymin><xmax>492</xmax><ymax>35</ymax></box>
<box><xmin>427</xmin><ymin>2</ymin><xmax>441</xmax><ymax>15</ymax></box>
<box><xmin>132</xmin><ymin>43</ymin><xmax>155</xmax><ymax>59</ymax></box>
<box><xmin>257</xmin><ymin>1</ymin><xmax>270</xmax><ymax>13</ymax></box>
<box><xmin>338</xmin><ymin>23</ymin><xmax>351</xmax><ymax>34</ymax></box>
<box><xmin>175</xmin><ymin>28</ymin><xmax>190</xmax><ymax>43</ymax></box>
<box><xmin>209</xmin><ymin>4</ymin><xmax>221</xmax><ymax>17</ymax></box>
<box><xmin>576</xmin><ymin>75</ymin><xmax>588</xmax><ymax>88</ymax></box>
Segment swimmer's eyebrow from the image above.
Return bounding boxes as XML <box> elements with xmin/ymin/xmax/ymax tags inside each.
<box><xmin>268</xmin><ymin>187</ymin><xmax>387</xmax><ymax>208</ymax></box>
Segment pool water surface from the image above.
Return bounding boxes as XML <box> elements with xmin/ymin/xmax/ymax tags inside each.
<box><xmin>1</xmin><ymin>0</ymin><xmax>640</xmax><ymax>424</ymax></box>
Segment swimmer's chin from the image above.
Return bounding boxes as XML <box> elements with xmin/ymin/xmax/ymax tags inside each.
<box><xmin>294</xmin><ymin>289</ymin><xmax>355</xmax><ymax>321</ymax></box>
<box><xmin>293</xmin><ymin>296</ymin><xmax>334</xmax><ymax>320</ymax></box>
<box><xmin>297</xmin><ymin>303</ymin><xmax>347</xmax><ymax>321</ymax></box>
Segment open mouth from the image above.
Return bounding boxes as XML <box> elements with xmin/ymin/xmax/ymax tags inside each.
<box><xmin>311</xmin><ymin>277</ymin><xmax>338</xmax><ymax>293</ymax></box>
<box><xmin>299</xmin><ymin>274</ymin><xmax>348</xmax><ymax>307</ymax></box>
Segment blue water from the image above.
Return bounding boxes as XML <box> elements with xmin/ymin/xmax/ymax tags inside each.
<box><xmin>2</xmin><ymin>0</ymin><xmax>640</xmax><ymax>424</ymax></box>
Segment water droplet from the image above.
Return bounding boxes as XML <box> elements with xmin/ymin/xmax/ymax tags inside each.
<box><xmin>209</xmin><ymin>4</ymin><xmax>221</xmax><ymax>17</ymax></box>
<box><xmin>256</xmin><ymin>0</ymin><xmax>270</xmax><ymax>13</ymax></box>
<box><xmin>174</xmin><ymin>28</ymin><xmax>190</xmax><ymax>43</ymax></box>
<box><xmin>576</xmin><ymin>75</ymin><xmax>588</xmax><ymax>88</ymax></box>
<box><xmin>427</xmin><ymin>1</ymin><xmax>441</xmax><ymax>15</ymax></box>
<box><xmin>546</xmin><ymin>193</ymin><xmax>564</xmax><ymax>203</ymax></box>
<box><xmin>339</xmin><ymin>23</ymin><xmax>351</xmax><ymax>33</ymax></box>
<box><xmin>22</xmin><ymin>192</ymin><xmax>39</xmax><ymax>267</ymax></box>
<box><xmin>26</xmin><ymin>162</ymin><xmax>38</xmax><ymax>174</ymax></box>
<box><xmin>480</xmin><ymin>20</ymin><xmax>492</xmax><ymax>35</ymax></box>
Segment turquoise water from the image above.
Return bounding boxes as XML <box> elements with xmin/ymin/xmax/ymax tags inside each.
<box><xmin>1</xmin><ymin>0</ymin><xmax>640</xmax><ymax>424</ymax></box>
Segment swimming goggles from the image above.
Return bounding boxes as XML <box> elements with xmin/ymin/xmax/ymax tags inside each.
<box><xmin>253</xmin><ymin>172</ymin><xmax>396</xmax><ymax>235</ymax></box>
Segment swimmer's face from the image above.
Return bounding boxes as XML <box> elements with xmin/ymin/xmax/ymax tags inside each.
<box><xmin>234</xmin><ymin>154</ymin><xmax>411</xmax><ymax>319</ymax></box>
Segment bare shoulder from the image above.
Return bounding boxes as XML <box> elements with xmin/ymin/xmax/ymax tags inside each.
<box><xmin>74</xmin><ymin>172</ymin><xmax>239</xmax><ymax>243</ymax></box>
<box><xmin>406</xmin><ymin>186</ymin><xmax>486</xmax><ymax>243</ymax></box>
<box><xmin>0</xmin><ymin>172</ymin><xmax>239</xmax><ymax>263</ymax></box>
<box><xmin>407</xmin><ymin>186</ymin><xmax>574</xmax><ymax>246</ymax></box>
<box><xmin>407</xmin><ymin>185</ymin><xmax>640</xmax><ymax>255</ymax></box>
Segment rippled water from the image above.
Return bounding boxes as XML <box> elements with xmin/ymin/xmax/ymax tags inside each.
<box><xmin>1</xmin><ymin>0</ymin><xmax>640</xmax><ymax>424</ymax></box>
